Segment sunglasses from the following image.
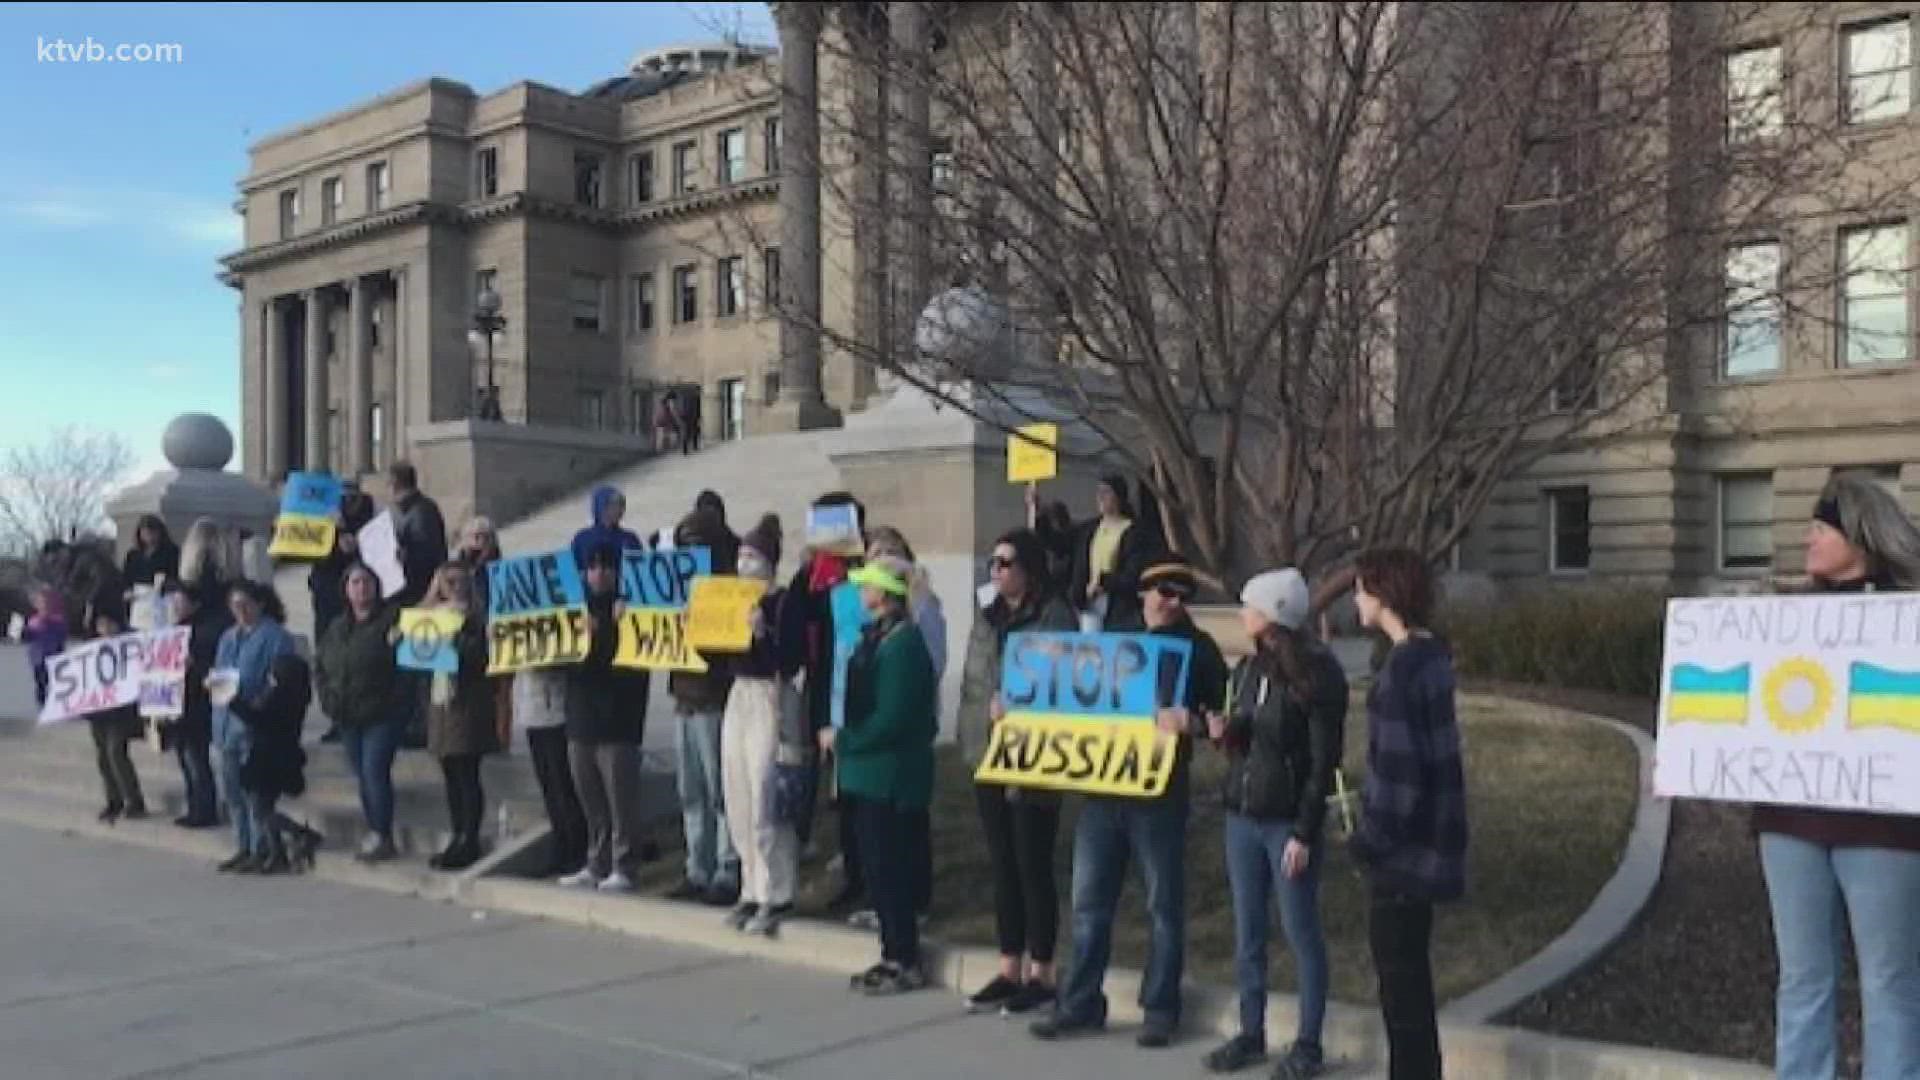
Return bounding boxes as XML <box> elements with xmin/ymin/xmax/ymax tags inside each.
<box><xmin>1154</xmin><ymin>584</ymin><xmax>1194</xmax><ymax>601</ymax></box>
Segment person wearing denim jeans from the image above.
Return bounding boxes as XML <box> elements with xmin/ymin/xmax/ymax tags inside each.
<box><xmin>162</xmin><ymin>577</ymin><xmax>229</xmax><ymax>829</ymax></box>
<box><xmin>666</xmin><ymin>505</ymin><xmax>742</xmax><ymax>905</ymax></box>
<box><xmin>210</xmin><ymin>582</ymin><xmax>296</xmax><ymax>872</ymax></box>
<box><xmin>340</xmin><ymin>719</ymin><xmax>403</xmax><ymax>848</ymax></box>
<box><xmin>1752</xmin><ymin>475</ymin><xmax>1920</xmax><ymax>1080</ymax></box>
<box><xmin>1033</xmin><ymin>558</ymin><xmax>1228</xmax><ymax>1049</ymax></box>
<box><xmin>316</xmin><ymin>565</ymin><xmax>407</xmax><ymax>862</ymax></box>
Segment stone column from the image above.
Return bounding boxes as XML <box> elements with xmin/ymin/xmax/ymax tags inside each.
<box><xmin>769</xmin><ymin>2</ymin><xmax>840</xmax><ymax>431</ymax></box>
<box><xmin>346</xmin><ymin>275</ymin><xmax>373</xmax><ymax>477</ymax></box>
<box><xmin>849</xmin><ymin>6</ymin><xmax>890</xmax><ymax>387</ymax></box>
<box><xmin>890</xmin><ymin>1</ymin><xmax>933</xmax><ymax>381</ymax></box>
<box><xmin>303</xmin><ymin>289</ymin><xmax>329</xmax><ymax>472</ymax></box>
<box><xmin>264</xmin><ymin>297</ymin><xmax>290</xmax><ymax>479</ymax></box>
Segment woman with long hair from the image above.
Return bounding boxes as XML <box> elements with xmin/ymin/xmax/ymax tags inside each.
<box><xmin>422</xmin><ymin>562</ymin><xmax>497</xmax><ymax>871</ymax></box>
<box><xmin>122</xmin><ymin>514</ymin><xmax>180</xmax><ymax>591</ymax></box>
<box><xmin>315</xmin><ymin>564</ymin><xmax>407</xmax><ymax>862</ymax></box>
<box><xmin>1756</xmin><ymin>472</ymin><xmax>1920</xmax><ymax>1080</ymax></box>
<box><xmin>1067</xmin><ymin>474</ymin><xmax>1157</xmax><ymax>632</ymax></box>
<box><xmin>179</xmin><ymin>518</ymin><xmax>241</xmax><ymax>614</ymax></box>
<box><xmin>210</xmin><ymin>580</ymin><xmax>297</xmax><ymax>871</ymax></box>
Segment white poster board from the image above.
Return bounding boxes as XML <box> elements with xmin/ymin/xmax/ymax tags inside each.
<box><xmin>357</xmin><ymin>511</ymin><xmax>406</xmax><ymax>599</ymax></box>
<box><xmin>37</xmin><ymin>627</ymin><xmax>191</xmax><ymax>725</ymax></box>
<box><xmin>1654</xmin><ymin>593</ymin><xmax>1920</xmax><ymax>815</ymax></box>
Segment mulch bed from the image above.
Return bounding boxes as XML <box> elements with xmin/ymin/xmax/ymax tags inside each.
<box><xmin>1474</xmin><ymin>679</ymin><xmax>1865</xmax><ymax>1074</ymax></box>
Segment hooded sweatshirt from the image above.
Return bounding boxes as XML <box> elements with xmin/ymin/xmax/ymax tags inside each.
<box><xmin>570</xmin><ymin>486</ymin><xmax>644</xmax><ymax>570</ymax></box>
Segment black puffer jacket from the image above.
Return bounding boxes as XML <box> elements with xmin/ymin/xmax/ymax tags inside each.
<box><xmin>1219</xmin><ymin>639</ymin><xmax>1349</xmax><ymax>845</ymax></box>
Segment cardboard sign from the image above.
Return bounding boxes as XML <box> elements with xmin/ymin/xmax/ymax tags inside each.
<box><xmin>805</xmin><ymin>505</ymin><xmax>864</xmax><ymax>557</ymax></box>
<box><xmin>1654</xmin><ymin>593</ymin><xmax>1920</xmax><ymax>815</ymax></box>
<box><xmin>620</xmin><ymin>547</ymin><xmax>711</xmax><ymax>608</ymax></box>
<box><xmin>829</xmin><ymin>581</ymin><xmax>868</xmax><ymax>729</ymax></box>
<box><xmin>357</xmin><ymin>511</ymin><xmax>406</xmax><ymax>599</ymax></box>
<box><xmin>614</xmin><ymin>606</ymin><xmax>709</xmax><ymax>672</ymax></box>
<box><xmin>486</xmin><ymin>552</ymin><xmax>591</xmax><ymax>674</ymax></box>
<box><xmin>267</xmin><ymin>471</ymin><xmax>341</xmax><ymax>559</ymax></box>
<box><xmin>685</xmin><ymin>576</ymin><xmax>767</xmax><ymax>653</ymax></box>
<box><xmin>974</xmin><ymin>631</ymin><xmax>1193</xmax><ymax>798</ymax></box>
<box><xmin>136</xmin><ymin>626</ymin><xmax>190</xmax><ymax>719</ymax></box>
<box><xmin>396</xmin><ymin>608</ymin><xmax>467</xmax><ymax>673</ymax></box>
<box><xmin>38</xmin><ymin>628</ymin><xmax>190</xmax><ymax>725</ymax></box>
<box><xmin>1007</xmin><ymin>423</ymin><xmax>1059</xmax><ymax>484</ymax></box>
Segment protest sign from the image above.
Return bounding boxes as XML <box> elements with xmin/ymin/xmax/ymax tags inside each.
<box><xmin>128</xmin><ymin>585</ymin><xmax>171</xmax><ymax>633</ymax></box>
<box><xmin>610</xmin><ymin>547</ymin><xmax>716</xmax><ymax>672</ymax></box>
<box><xmin>486</xmin><ymin>552</ymin><xmax>591</xmax><ymax>674</ymax></box>
<box><xmin>614</xmin><ymin>606</ymin><xmax>710</xmax><ymax>672</ymax></box>
<box><xmin>685</xmin><ymin>576</ymin><xmax>767</xmax><ymax>653</ymax></box>
<box><xmin>136</xmin><ymin>626</ymin><xmax>190</xmax><ymax>719</ymax></box>
<box><xmin>805</xmin><ymin>505</ymin><xmax>864</xmax><ymax>557</ymax></box>
<box><xmin>396</xmin><ymin>608</ymin><xmax>467</xmax><ymax>673</ymax></box>
<box><xmin>1654</xmin><ymin>592</ymin><xmax>1920</xmax><ymax>815</ymax></box>
<box><xmin>829</xmin><ymin>581</ymin><xmax>867</xmax><ymax>728</ymax></box>
<box><xmin>1006</xmin><ymin>423</ymin><xmax>1059</xmax><ymax>484</ymax></box>
<box><xmin>357</xmin><ymin>511</ymin><xmax>406</xmax><ymax>599</ymax></box>
<box><xmin>267</xmin><ymin>471</ymin><xmax>341</xmax><ymax>560</ymax></box>
<box><xmin>38</xmin><ymin>629</ymin><xmax>189</xmax><ymax>725</ymax></box>
<box><xmin>974</xmin><ymin>631</ymin><xmax>1193</xmax><ymax>798</ymax></box>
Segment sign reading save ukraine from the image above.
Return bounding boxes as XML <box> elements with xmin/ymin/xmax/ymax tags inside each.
<box><xmin>1655</xmin><ymin>593</ymin><xmax>1920</xmax><ymax>815</ymax></box>
<box><xmin>266</xmin><ymin>471</ymin><xmax>341</xmax><ymax>559</ymax></box>
<box><xmin>974</xmin><ymin>631</ymin><xmax>1192</xmax><ymax>798</ymax></box>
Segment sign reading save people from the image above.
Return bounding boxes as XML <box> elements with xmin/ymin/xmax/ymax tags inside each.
<box><xmin>975</xmin><ymin>631</ymin><xmax>1193</xmax><ymax>798</ymax></box>
<box><xmin>486</xmin><ymin>552</ymin><xmax>590</xmax><ymax>674</ymax></box>
<box><xmin>267</xmin><ymin>471</ymin><xmax>341</xmax><ymax>559</ymax></box>
<box><xmin>1655</xmin><ymin>593</ymin><xmax>1920</xmax><ymax>815</ymax></box>
<box><xmin>613</xmin><ymin>547</ymin><xmax>712</xmax><ymax>672</ymax></box>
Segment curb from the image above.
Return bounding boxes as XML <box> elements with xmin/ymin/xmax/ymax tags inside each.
<box><xmin>1441</xmin><ymin>706</ymin><xmax>1672</xmax><ymax>1024</ymax></box>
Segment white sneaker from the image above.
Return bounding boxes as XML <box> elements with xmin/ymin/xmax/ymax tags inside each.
<box><xmin>557</xmin><ymin>868</ymin><xmax>600</xmax><ymax>889</ymax></box>
<box><xmin>597</xmin><ymin>871</ymin><xmax>635</xmax><ymax>893</ymax></box>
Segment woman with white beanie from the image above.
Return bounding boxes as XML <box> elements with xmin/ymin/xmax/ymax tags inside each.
<box><xmin>1202</xmin><ymin>569</ymin><xmax>1349</xmax><ymax>1079</ymax></box>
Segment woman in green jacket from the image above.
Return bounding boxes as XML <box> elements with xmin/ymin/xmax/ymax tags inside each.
<box><xmin>823</xmin><ymin>554</ymin><xmax>937</xmax><ymax>996</ymax></box>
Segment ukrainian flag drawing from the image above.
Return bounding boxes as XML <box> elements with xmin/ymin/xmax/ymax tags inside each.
<box><xmin>1668</xmin><ymin>664</ymin><xmax>1751</xmax><ymax>724</ymax></box>
<box><xmin>1847</xmin><ymin>663</ymin><xmax>1920</xmax><ymax>735</ymax></box>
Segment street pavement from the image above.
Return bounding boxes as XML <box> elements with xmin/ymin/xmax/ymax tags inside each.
<box><xmin>0</xmin><ymin>818</ymin><xmax>1383</xmax><ymax>1080</ymax></box>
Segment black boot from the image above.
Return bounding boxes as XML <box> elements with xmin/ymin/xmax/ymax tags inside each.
<box><xmin>439</xmin><ymin>834</ymin><xmax>482</xmax><ymax>872</ymax></box>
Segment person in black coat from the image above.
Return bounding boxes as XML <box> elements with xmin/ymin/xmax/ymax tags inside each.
<box><xmin>309</xmin><ymin>492</ymin><xmax>376</xmax><ymax>644</ymax></box>
<box><xmin>85</xmin><ymin>604</ymin><xmax>146</xmax><ymax>824</ymax></box>
<box><xmin>229</xmin><ymin>652</ymin><xmax>321</xmax><ymax>874</ymax></box>
<box><xmin>1065</xmin><ymin>474</ymin><xmax>1161</xmax><ymax>632</ymax></box>
<box><xmin>122</xmin><ymin>515</ymin><xmax>181</xmax><ymax>591</ymax></box>
<box><xmin>161</xmin><ymin>578</ymin><xmax>229</xmax><ymax>828</ymax></box>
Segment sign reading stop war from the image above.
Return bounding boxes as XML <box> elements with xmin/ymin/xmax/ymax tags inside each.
<box><xmin>1655</xmin><ymin>592</ymin><xmax>1920</xmax><ymax>815</ymax></box>
<box><xmin>614</xmin><ymin>606</ymin><xmax>709</xmax><ymax>672</ymax></box>
<box><xmin>396</xmin><ymin>608</ymin><xmax>467</xmax><ymax>673</ymax></box>
<box><xmin>486</xmin><ymin>552</ymin><xmax>591</xmax><ymax>674</ymax></box>
<box><xmin>974</xmin><ymin>631</ymin><xmax>1193</xmax><ymax>798</ymax></box>
<box><xmin>267</xmin><ymin>471</ymin><xmax>341</xmax><ymax>560</ymax></box>
<box><xmin>610</xmin><ymin>548</ymin><xmax>715</xmax><ymax>671</ymax></box>
<box><xmin>38</xmin><ymin>627</ymin><xmax>191</xmax><ymax>725</ymax></box>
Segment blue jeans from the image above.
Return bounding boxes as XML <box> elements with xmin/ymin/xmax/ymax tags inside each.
<box><xmin>677</xmin><ymin>706</ymin><xmax>738</xmax><ymax>889</ymax></box>
<box><xmin>341</xmin><ymin>720</ymin><xmax>402</xmax><ymax>839</ymax></box>
<box><xmin>175</xmin><ymin>731</ymin><xmax>217</xmax><ymax>824</ymax></box>
<box><xmin>1759</xmin><ymin>834</ymin><xmax>1920</xmax><ymax>1080</ymax></box>
<box><xmin>1225</xmin><ymin>812</ymin><xmax>1329</xmax><ymax>1047</ymax></box>
<box><xmin>1059</xmin><ymin>797</ymin><xmax>1188</xmax><ymax>1027</ymax></box>
<box><xmin>217</xmin><ymin>739</ymin><xmax>257</xmax><ymax>855</ymax></box>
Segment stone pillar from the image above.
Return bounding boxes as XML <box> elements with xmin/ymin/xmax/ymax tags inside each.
<box><xmin>346</xmin><ymin>275</ymin><xmax>374</xmax><ymax>477</ymax></box>
<box><xmin>302</xmin><ymin>289</ymin><xmax>329</xmax><ymax>472</ymax></box>
<box><xmin>768</xmin><ymin>2</ymin><xmax>840</xmax><ymax>431</ymax></box>
<box><xmin>889</xmin><ymin>1</ymin><xmax>933</xmax><ymax>383</ymax></box>
<box><xmin>391</xmin><ymin>268</ymin><xmax>406</xmax><ymax>462</ymax></box>
<box><xmin>264</xmin><ymin>297</ymin><xmax>289</xmax><ymax>480</ymax></box>
<box><xmin>849</xmin><ymin>6</ymin><xmax>890</xmax><ymax>387</ymax></box>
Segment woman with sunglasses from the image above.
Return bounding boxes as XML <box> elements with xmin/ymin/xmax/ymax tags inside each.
<box><xmin>958</xmin><ymin>528</ymin><xmax>1078</xmax><ymax>1015</ymax></box>
<box><xmin>1034</xmin><ymin>556</ymin><xmax>1228</xmax><ymax>1050</ymax></box>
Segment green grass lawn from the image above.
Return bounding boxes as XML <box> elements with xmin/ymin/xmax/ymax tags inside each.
<box><xmin>625</xmin><ymin>691</ymin><xmax>1639</xmax><ymax>1005</ymax></box>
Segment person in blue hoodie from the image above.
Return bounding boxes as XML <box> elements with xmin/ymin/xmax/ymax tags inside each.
<box><xmin>210</xmin><ymin>581</ymin><xmax>297</xmax><ymax>872</ymax></box>
<box><xmin>571</xmin><ymin>485</ymin><xmax>644</xmax><ymax>570</ymax></box>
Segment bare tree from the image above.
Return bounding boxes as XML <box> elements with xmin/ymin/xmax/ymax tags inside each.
<box><xmin>0</xmin><ymin>427</ymin><xmax>134</xmax><ymax>555</ymax></box>
<box><xmin>760</xmin><ymin>1</ymin><xmax>1909</xmax><ymax>600</ymax></box>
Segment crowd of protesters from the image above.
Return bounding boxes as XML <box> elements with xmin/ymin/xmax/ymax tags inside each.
<box><xmin>18</xmin><ymin>455</ymin><xmax>1920</xmax><ymax>1080</ymax></box>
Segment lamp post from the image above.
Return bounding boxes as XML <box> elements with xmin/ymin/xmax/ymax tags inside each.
<box><xmin>470</xmin><ymin>287</ymin><xmax>506</xmax><ymax>421</ymax></box>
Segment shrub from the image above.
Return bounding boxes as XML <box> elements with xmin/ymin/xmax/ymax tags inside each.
<box><xmin>1446</xmin><ymin>585</ymin><xmax>1665</xmax><ymax>698</ymax></box>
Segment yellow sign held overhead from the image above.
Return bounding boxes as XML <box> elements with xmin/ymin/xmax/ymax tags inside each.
<box><xmin>268</xmin><ymin>516</ymin><xmax>335</xmax><ymax>559</ymax></box>
<box><xmin>1007</xmin><ymin>423</ymin><xmax>1059</xmax><ymax>484</ymax></box>
<box><xmin>685</xmin><ymin>576</ymin><xmax>767</xmax><ymax>654</ymax></box>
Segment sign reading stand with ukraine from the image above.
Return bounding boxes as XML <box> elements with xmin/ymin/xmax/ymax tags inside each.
<box><xmin>1654</xmin><ymin>592</ymin><xmax>1920</xmax><ymax>815</ymax></box>
<box><xmin>975</xmin><ymin>631</ymin><xmax>1192</xmax><ymax>798</ymax></box>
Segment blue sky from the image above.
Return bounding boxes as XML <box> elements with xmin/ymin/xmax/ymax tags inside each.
<box><xmin>0</xmin><ymin>1</ymin><xmax>770</xmax><ymax>478</ymax></box>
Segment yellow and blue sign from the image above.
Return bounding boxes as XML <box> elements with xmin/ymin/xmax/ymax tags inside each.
<box><xmin>974</xmin><ymin>631</ymin><xmax>1193</xmax><ymax>798</ymax></box>
<box><xmin>396</xmin><ymin>608</ymin><xmax>467</xmax><ymax>673</ymax></box>
<box><xmin>1848</xmin><ymin>662</ymin><xmax>1920</xmax><ymax>734</ymax></box>
<box><xmin>486</xmin><ymin>552</ymin><xmax>590</xmax><ymax>674</ymax></box>
<box><xmin>613</xmin><ymin>547</ymin><xmax>713</xmax><ymax>672</ymax></box>
<box><xmin>267</xmin><ymin>471</ymin><xmax>341</xmax><ymax>560</ymax></box>
<box><xmin>1666</xmin><ymin>663</ymin><xmax>1751</xmax><ymax>724</ymax></box>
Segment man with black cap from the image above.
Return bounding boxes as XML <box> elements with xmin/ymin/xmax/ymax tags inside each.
<box><xmin>1033</xmin><ymin>554</ymin><xmax>1228</xmax><ymax>1050</ymax></box>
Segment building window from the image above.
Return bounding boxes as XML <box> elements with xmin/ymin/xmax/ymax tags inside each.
<box><xmin>1841</xmin><ymin>222</ymin><xmax>1911</xmax><ymax>366</ymax></box>
<box><xmin>719</xmin><ymin>377</ymin><xmax>745</xmax><ymax>441</ymax></box>
<box><xmin>475</xmin><ymin>267</ymin><xmax>498</xmax><ymax>299</ymax></box>
<box><xmin>762</xmin><ymin>247</ymin><xmax>782</xmax><ymax>311</ymax></box>
<box><xmin>1548</xmin><ymin>487</ymin><xmax>1591</xmax><ymax>573</ymax></box>
<box><xmin>367</xmin><ymin>162</ymin><xmax>389</xmax><ymax>211</ymax></box>
<box><xmin>1719</xmin><ymin>474</ymin><xmax>1774</xmax><ymax>571</ymax></box>
<box><xmin>630</xmin><ymin>150</ymin><xmax>655</xmax><ymax>204</ymax></box>
<box><xmin>1725</xmin><ymin>240</ymin><xmax>1782</xmax><ymax>377</ymax></box>
<box><xmin>570</xmin><ymin>272</ymin><xmax>603</xmax><ymax>332</ymax></box>
<box><xmin>718</xmin><ymin>128</ymin><xmax>747</xmax><ymax>186</ymax></box>
<box><xmin>476</xmin><ymin>146</ymin><xmax>499</xmax><ymax>198</ymax></box>
<box><xmin>629</xmin><ymin>274</ymin><xmax>655</xmax><ymax>334</ymax></box>
<box><xmin>629</xmin><ymin>389</ymin><xmax>653</xmax><ymax>436</ymax></box>
<box><xmin>931</xmin><ymin>136</ymin><xmax>955</xmax><ymax>193</ymax></box>
<box><xmin>764</xmin><ymin>116</ymin><xmax>782</xmax><ymax>174</ymax></box>
<box><xmin>674</xmin><ymin>263</ymin><xmax>698</xmax><ymax>324</ymax></box>
<box><xmin>673</xmin><ymin>140</ymin><xmax>698</xmax><ymax>195</ymax></box>
<box><xmin>320</xmin><ymin>177</ymin><xmax>341</xmax><ymax>226</ymax></box>
<box><xmin>579</xmin><ymin>390</ymin><xmax>605</xmax><ymax>430</ymax></box>
<box><xmin>573</xmin><ymin>151</ymin><xmax>603</xmax><ymax>208</ymax></box>
<box><xmin>1725</xmin><ymin>45</ymin><xmax>1783</xmax><ymax>143</ymax></box>
<box><xmin>369</xmin><ymin>402</ymin><xmax>385</xmax><ymax>469</ymax></box>
<box><xmin>278</xmin><ymin>188</ymin><xmax>299</xmax><ymax>238</ymax></box>
<box><xmin>763</xmin><ymin>370</ymin><xmax>781</xmax><ymax>405</ymax></box>
<box><xmin>1846</xmin><ymin>19</ymin><xmax>1912</xmax><ymax>124</ymax></box>
<box><xmin>717</xmin><ymin>256</ymin><xmax>744</xmax><ymax>317</ymax></box>
<box><xmin>368</xmin><ymin>302</ymin><xmax>382</xmax><ymax>349</ymax></box>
